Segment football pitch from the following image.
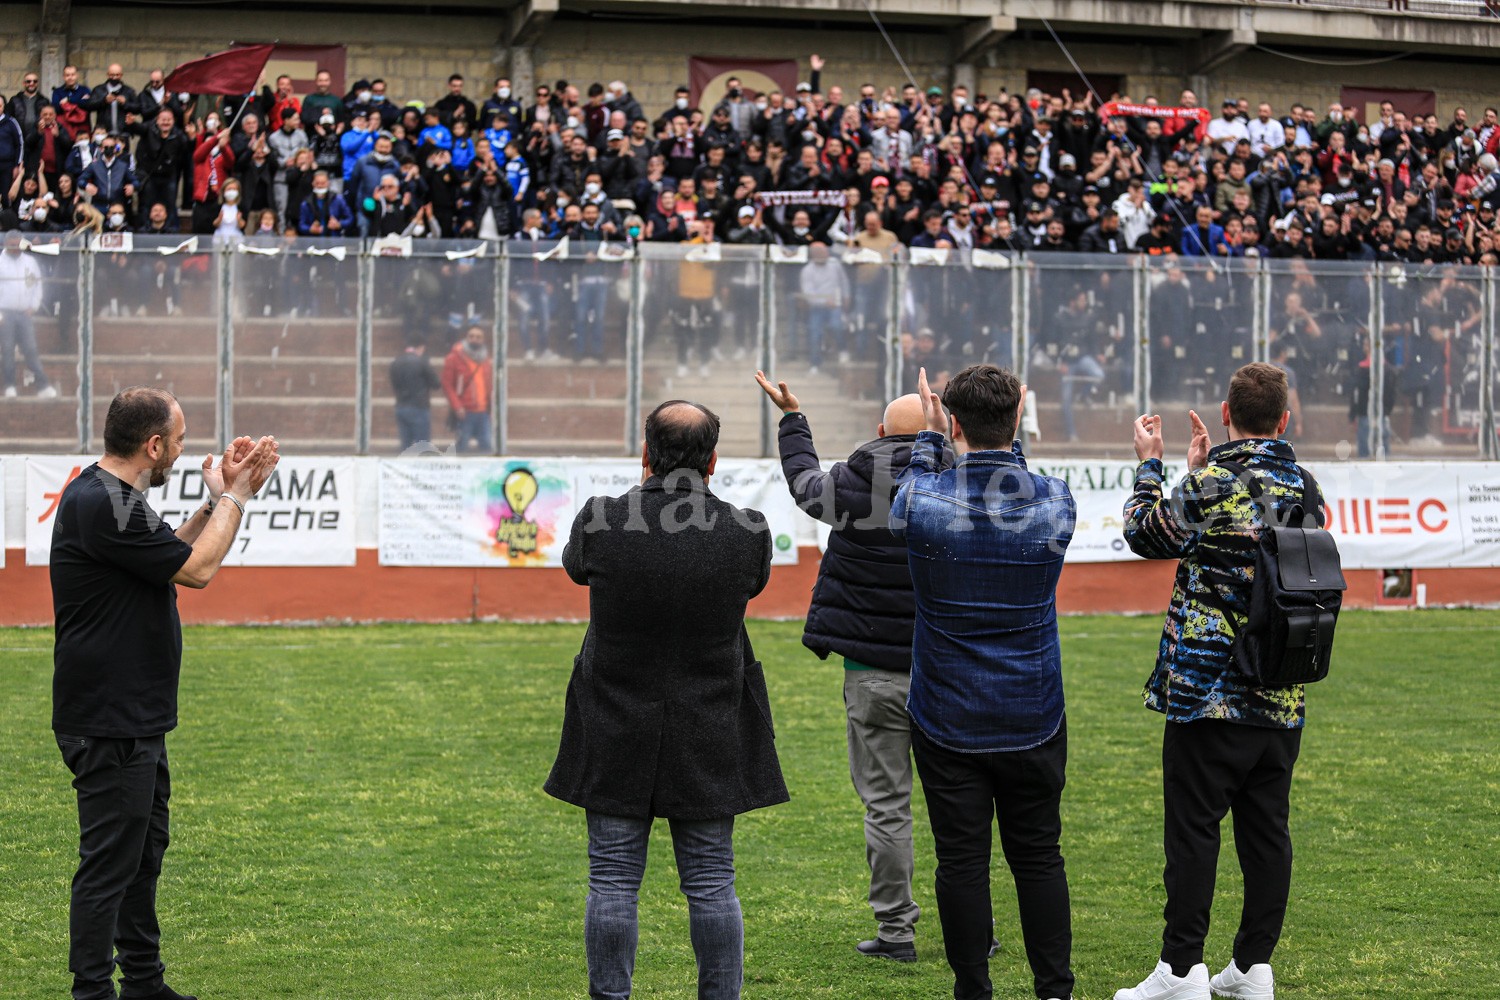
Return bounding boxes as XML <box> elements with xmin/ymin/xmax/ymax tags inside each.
<box><xmin>2</xmin><ymin>611</ymin><xmax>1496</xmax><ymax>999</ymax></box>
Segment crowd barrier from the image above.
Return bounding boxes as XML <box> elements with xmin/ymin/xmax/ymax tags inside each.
<box><xmin>2</xmin><ymin>239</ymin><xmax>1498</xmax><ymax>466</ymax></box>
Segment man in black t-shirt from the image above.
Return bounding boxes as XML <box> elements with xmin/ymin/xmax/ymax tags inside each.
<box><xmin>51</xmin><ymin>387</ymin><xmax>279</xmax><ymax>1000</ymax></box>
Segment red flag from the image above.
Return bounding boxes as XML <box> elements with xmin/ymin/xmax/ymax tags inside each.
<box><xmin>164</xmin><ymin>44</ymin><xmax>274</xmax><ymax>95</ymax></box>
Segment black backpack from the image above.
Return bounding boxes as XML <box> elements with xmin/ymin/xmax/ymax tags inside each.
<box><xmin>1218</xmin><ymin>461</ymin><xmax>1347</xmax><ymax>687</ymax></box>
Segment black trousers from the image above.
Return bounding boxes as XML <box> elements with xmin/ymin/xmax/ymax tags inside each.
<box><xmin>1161</xmin><ymin>719</ymin><xmax>1302</xmax><ymax>971</ymax></box>
<box><xmin>913</xmin><ymin>723</ymin><xmax>1073</xmax><ymax>1000</ymax></box>
<box><xmin>56</xmin><ymin>733</ymin><xmax>172</xmax><ymax>1000</ymax></box>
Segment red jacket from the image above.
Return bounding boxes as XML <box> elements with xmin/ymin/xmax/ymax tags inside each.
<box><xmin>441</xmin><ymin>344</ymin><xmax>492</xmax><ymax>413</ymax></box>
<box><xmin>192</xmin><ymin>134</ymin><xmax>236</xmax><ymax>203</ymax></box>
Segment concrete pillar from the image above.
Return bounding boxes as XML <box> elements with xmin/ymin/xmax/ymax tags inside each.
<box><xmin>39</xmin><ymin>34</ymin><xmax>67</xmax><ymax>92</ymax></box>
<box><xmin>509</xmin><ymin>46</ymin><xmax>535</xmax><ymax>106</ymax></box>
<box><xmin>952</xmin><ymin>62</ymin><xmax>976</xmax><ymax>98</ymax></box>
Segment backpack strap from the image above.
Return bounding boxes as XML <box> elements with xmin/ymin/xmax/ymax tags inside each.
<box><xmin>1217</xmin><ymin>458</ymin><xmax>1322</xmax><ymax>529</ymax></box>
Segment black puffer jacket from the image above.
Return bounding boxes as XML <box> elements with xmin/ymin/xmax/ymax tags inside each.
<box><xmin>777</xmin><ymin>412</ymin><xmax>952</xmax><ymax>672</ymax></box>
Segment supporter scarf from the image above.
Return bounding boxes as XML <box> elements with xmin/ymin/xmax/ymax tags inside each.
<box><xmin>755</xmin><ymin>190</ymin><xmax>848</xmax><ymax>207</ymax></box>
<box><xmin>1098</xmin><ymin>102</ymin><xmax>1209</xmax><ymax>125</ymax></box>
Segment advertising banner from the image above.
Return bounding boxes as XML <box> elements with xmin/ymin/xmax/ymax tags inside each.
<box><xmin>26</xmin><ymin>456</ymin><xmax>356</xmax><ymax>566</ymax></box>
<box><xmin>378</xmin><ymin>458</ymin><xmax>801</xmax><ymax>567</ymax></box>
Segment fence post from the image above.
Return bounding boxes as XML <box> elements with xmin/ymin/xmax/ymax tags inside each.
<box><xmin>625</xmin><ymin>251</ymin><xmax>644</xmax><ymax>455</ymax></box>
<box><xmin>1016</xmin><ymin>258</ymin><xmax>1032</xmax><ymax>450</ymax></box>
<box><xmin>1370</xmin><ymin>263</ymin><xmax>1387</xmax><ymax>461</ymax></box>
<box><xmin>761</xmin><ymin>248</ymin><xmax>777</xmax><ymax>458</ymax></box>
<box><xmin>76</xmin><ymin>248</ymin><xmax>94</xmax><ymax>453</ymax></box>
<box><xmin>355</xmin><ymin>247</ymin><xmax>373</xmax><ymax>455</ymax></box>
<box><xmin>1482</xmin><ymin>268</ymin><xmax>1496</xmax><ymax>460</ymax></box>
<box><xmin>1133</xmin><ymin>255</ymin><xmax>1149</xmax><ymax>416</ymax></box>
<box><xmin>1254</xmin><ymin>257</ymin><xmax>1270</xmax><ymax>364</ymax></box>
<box><xmin>495</xmin><ymin>250</ymin><xmax>509</xmax><ymax>456</ymax></box>
<box><xmin>217</xmin><ymin>246</ymin><xmax>234</xmax><ymax>449</ymax></box>
<box><xmin>886</xmin><ymin>253</ymin><xmax>904</xmax><ymax>403</ymax></box>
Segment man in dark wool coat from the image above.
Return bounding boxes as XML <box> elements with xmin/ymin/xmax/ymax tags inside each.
<box><xmin>545</xmin><ymin>398</ymin><xmax>789</xmax><ymax>1000</ymax></box>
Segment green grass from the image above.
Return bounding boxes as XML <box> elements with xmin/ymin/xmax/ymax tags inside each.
<box><xmin>2</xmin><ymin>611</ymin><xmax>1497</xmax><ymax>999</ymax></box>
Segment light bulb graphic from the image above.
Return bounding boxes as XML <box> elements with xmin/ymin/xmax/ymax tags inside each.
<box><xmin>503</xmin><ymin>468</ymin><xmax>539</xmax><ymax>521</ymax></box>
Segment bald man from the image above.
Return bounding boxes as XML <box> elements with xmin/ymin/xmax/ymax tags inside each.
<box><xmin>755</xmin><ymin>371</ymin><xmax>971</xmax><ymax>964</ymax></box>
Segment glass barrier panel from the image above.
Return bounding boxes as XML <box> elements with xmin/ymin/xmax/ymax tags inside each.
<box><xmin>1145</xmin><ymin>256</ymin><xmax>1256</xmax><ymax>412</ymax></box>
<box><xmin>1</xmin><ymin>238</ymin><xmax>83</xmax><ymax>451</ymax></box>
<box><xmin>898</xmin><ymin>249</ymin><xmax>1016</xmax><ymax>399</ymax></box>
<box><xmin>502</xmin><ymin>238</ymin><xmax>630</xmax><ymax>456</ymax></box>
<box><xmin>231</xmin><ymin>238</ymin><xmax>361</xmax><ymax>452</ymax></box>
<box><xmin>89</xmin><ymin>237</ymin><xmax>219</xmax><ymax>455</ymax></box>
<box><xmin>768</xmin><ymin>244</ymin><xmax>887</xmax><ymax>461</ymax></box>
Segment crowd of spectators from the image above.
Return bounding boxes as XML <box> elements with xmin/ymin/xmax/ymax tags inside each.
<box><xmin>5</xmin><ymin>55</ymin><xmax>1500</xmax><ymax>264</ymax></box>
<box><xmin>1</xmin><ymin>56</ymin><xmax>1494</xmax><ymax>451</ymax></box>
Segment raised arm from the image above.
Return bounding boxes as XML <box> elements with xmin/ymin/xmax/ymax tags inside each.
<box><xmin>171</xmin><ymin>435</ymin><xmax>279</xmax><ymax>588</ymax></box>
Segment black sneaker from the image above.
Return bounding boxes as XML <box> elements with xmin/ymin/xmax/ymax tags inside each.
<box><xmin>121</xmin><ymin>987</ymin><xmax>198</xmax><ymax>1000</ymax></box>
<box><xmin>856</xmin><ymin>938</ymin><xmax>917</xmax><ymax>962</ymax></box>
<box><xmin>988</xmin><ymin>935</ymin><xmax>1001</xmax><ymax>958</ymax></box>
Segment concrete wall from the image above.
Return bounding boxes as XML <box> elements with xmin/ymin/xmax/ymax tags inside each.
<box><xmin>3</xmin><ymin>5</ymin><xmax>1494</xmax><ymax>124</ymax></box>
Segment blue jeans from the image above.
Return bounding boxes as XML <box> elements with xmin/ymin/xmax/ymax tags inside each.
<box><xmin>513</xmin><ymin>280</ymin><xmax>551</xmax><ymax>355</ymax></box>
<box><xmin>0</xmin><ymin>309</ymin><xmax>50</xmax><ymax>391</ymax></box>
<box><xmin>805</xmin><ymin>305</ymin><xmax>842</xmax><ymax>368</ymax></box>
<box><xmin>585</xmin><ymin>811</ymin><xmax>743</xmax><ymax>1000</ymax></box>
<box><xmin>394</xmin><ymin>404</ymin><xmax>432</xmax><ymax>452</ymax></box>
<box><xmin>454</xmin><ymin>410</ymin><xmax>492</xmax><ymax>454</ymax></box>
<box><xmin>1059</xmin><ymin>354</ymin><xmax>1105</xmax><ymax>440</ymax></box>
<box><xmin>576</xmin><ymin>280</ymin><xmax>608</xmax><ymax>360</ymax></box>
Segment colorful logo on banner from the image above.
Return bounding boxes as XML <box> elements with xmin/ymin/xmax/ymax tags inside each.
<box><xmin>482</xmin><ymin>463</ymin><xmax>570</xmax><ymax>566</ymax></box>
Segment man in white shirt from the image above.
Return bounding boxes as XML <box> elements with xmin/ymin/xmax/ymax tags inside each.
<box><xmin>1206</xmin><ymin>99</ymin><xmax>1249</xmax><ymax>156</ymax></box>
<box><xmin>1246</xmin><ymin>104</ymin><xmax>1284</xmax><ymax>158</ymax></box>
<box><xmin>0</xmin><ymin>232</ymin><xmax>58</xmax><ymax>398</ymax></box>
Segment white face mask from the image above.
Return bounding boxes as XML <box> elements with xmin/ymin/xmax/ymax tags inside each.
<box><xmin>204</xmin><ymin>119</ymin><xmax>219</xmax><ymax>132</ymax></box>
<box><xmin>313</xmin><ymin>186</ymin><xmax>329</xmax><ymax>196</ymax></box>
<box><xmin>35</xmin><ymin>208</ymin><xmax>48</xmax><ymax>222</ymax></box>
<box><xmin>109</xmin><ymin>213</ymin><xmax>124</xmax><ymax>227</ymax></box>
<box><xmin>93</xmin><ymin>133</ymin><xmax>107</xmax><ymax>145</ymax></box>
<box><xmin>676</xmin><ymin>98</ymin><xmax>688</xmax><ymax>110</ymax></box>
<box><xmin>555</xmin><ymin>197</ymin><xmax>570</xmax><ymax>209</ymax></box>
<box><xmin>802</xmin><ymin>130</ymin><xmax>816</xmax><ymax>142</ymax></box>
<box><xmin>223</xmin><ymin>190</ymin><xmax>239</xmax><ymax>203</ymax></box>
<box><xmin>358</xmin><ymin>90</ymin><xmax>372</xmax><ymax>103</ymax></box>
<box><xmin>584</xmin><ymin>182</ymin><xmax>601</xmax><ymax>196</ymax></box>
<box><xmin>1339</xmin><ymin>177</ymin><xmax>1352</xmax><ymax>187</ymax></box>
<box><xmin>755</xmin><ymin>100</ymin><xmax>768</xmax><ymax>112</ymax></box>
<box><xmin>793</xmin><ymin>225</ymin><xmax>810</xmax><ymax>236</ymax></box>
<box><xmin>412</xmin><ymin>224</ymin><xmax>426</xmax><ymax>236</ymax></box>
<box><xmin>602</xmin><ymin>94</ymin><xmax>614</xmax><ymax>105</ymax></box>
<box><xmin>566</xmin><ymin>116</ymin><xmax>579</xmax><ymax>130</ymax></box>
<box><xmin>497</xmin><ymin>87</ymin><xmax>511</xmax><ymax>99</ymax></box>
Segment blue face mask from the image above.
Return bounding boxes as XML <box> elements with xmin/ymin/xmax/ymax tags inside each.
<box><xmin>627</xmin><ymin>225</ymin><xmax>641</xmax><ymax>238</ymax></box>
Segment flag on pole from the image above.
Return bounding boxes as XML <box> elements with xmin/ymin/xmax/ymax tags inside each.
<box><xmin>164</xmin><ymin>44</ymin><xmax>275</xmax><ymax>95</ymax></box>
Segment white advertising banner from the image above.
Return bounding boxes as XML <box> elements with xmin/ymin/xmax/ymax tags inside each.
<box><xmin>25</xmin><ymin>456</ymin><xmax>357</xmax><ymax>566</ymax></box>
<box><xmin>378</xmin><ymin>458</ymin><xmax>801</xmax><ymax>567</ymax></box>
<box><xmin>1023</xmin><ymin>457</ymin><xmax>1500</xmax><ymax>569</ymax></box>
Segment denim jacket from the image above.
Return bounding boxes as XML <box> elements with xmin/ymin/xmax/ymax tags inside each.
<box><xmin>891</xmin><ymin>431</ymin><xmax>1077</xmax><ymax>752</ymax></box>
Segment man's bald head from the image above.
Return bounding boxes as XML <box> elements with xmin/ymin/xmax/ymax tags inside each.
<box><xmin>879</xmin><ymin>394</ymin><xmax>926</xmax><ymax>437</ymax></box>
<box><xmin>644</xmin><ymin>400</ymin><xmax>721</xmax><ymax>478</ymax></box>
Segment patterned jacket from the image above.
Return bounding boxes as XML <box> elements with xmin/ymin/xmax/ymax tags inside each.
<box><xmin>1123</xmin><ymin>438</ymin><xmax>1320</xmax><ymax>729</ymax></box>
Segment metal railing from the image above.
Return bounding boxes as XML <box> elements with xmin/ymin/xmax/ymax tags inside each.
<box><xmin>2</xmin><ymin>235</ymin><xmax>1496</xmax><ymax>463</ymax></box>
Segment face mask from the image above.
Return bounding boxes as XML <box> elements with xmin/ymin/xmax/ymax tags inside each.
<box><xmin>109</xmin><ymin>213</ymin><xmax>125</xmax><ymax>227</ymax></box>
<box><xmin>204</xmin><ymin>119</ymin><xmax>218</xmax><ymax>132</ymax></box>
<box><xmin>755</xmin><ymin>100</ymin><xmax>768</xmax><ymax>112</ymax></box>
<box><xmin>497</xmin><ymin>86</ymin><xmax>511</xmax><ymax>99</ymax></box>
<box><xmin>93</xmin><ymin>133</ymin><xmax>106</xmax><ymax>145</ymax></box>
<box><xmin>602</xmin><ymin>94</ymin><xmax>614</xmax><ymax>104</ymax></box>
<box><xmin>35</xmin><ymin>208</ymin><xmax>48</xmax><ymax>222</ymax></box>
<box><xmin>729</xmin><ymin>88</ymin><xmax>742</xmax><ymax>99</ymax></box>
<box><xmin>373</xmin><ymin>152</ymin><xmax>391</xmax><ymax>163</ymax></box>
<box><xmin>413</xmin><ymin>224</ymin><xmax>426</xmax><ymax>236</ymax></box>
<box><xmin>555</xmin><ymin>196</ymin><xmax>570</xmax><ymax>209</ymax></box>
<box><xmin>627</xmin><ymin>225</ymin><xmax>641</xmax><ymax>238</ymax></box>
<box><xmin>802</xmin><ymin>130</ymin><xmax>816</xmax><ymax>142</ymax></box>
<box><xmin>372</xmin><ymin>94</ymin><xmax>386</xmax><ymax>103</ymax></box>
<box><xmin>1331</xmin><ymin>111</ymin><xmax>1342</xmax><ymax>121</ymax></box>
<box><xmin>1339</xmin><ymin>177</ymin><xmax>1352</xmax><ymax>187</ymax></box>
<box><xmin>223</xmin><ymin>190</ymin><xmax>239</xmax><ymax>203</ymax></box>
<box><xmin>793</xmin><ymin>225</ymin><xmax>810</xmax><ymax>236</ymax></box>
<box><xmin>358</xmin><ymin>91</ymin><xmax>372</xmax><ymax>103</ymax></box>
<box><xmin>584</xmin><ymin>182</ymin><xmax>601</xmax><ymax>196</ymax></box>
<box><xmin>1358</xmin><ymin>131</ymin><xmax>1369</xmax><ymax>142</ymax></box>
<box><xmin>259</xmin><ymin>222</ymin><xmax>274</xmax><ymax>232</ymax></box>
<box><xmin>313</xmin><ymin>186</ymin><xmax>329</xmax><ymax>196</ymax></box>
<box><xmin>676</xmin><ymin>98</ymin><xmax>688</xmax><ymax>110</ymax></box>
<box><xmin>566</xmin><ymin>116</ymin><xmax>579</xmax><ymax>130</ymax></box>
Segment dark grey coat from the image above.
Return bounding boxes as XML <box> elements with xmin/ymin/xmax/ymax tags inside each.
<box><xmin>543</xmin><ymin>474</ymin><xmax>790</xmax><ymax>820</ymax></box>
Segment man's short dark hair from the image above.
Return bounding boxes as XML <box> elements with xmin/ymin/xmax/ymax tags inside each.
<box><xmin>644</xmin><ymin>400</ymin><xmax>720</xmax><ymax>477</ymax></box>
<box><xmin>449</xmin><ymin>73</ymin><xmax>463</xmax><ymax>84</ymax></box>
<box><xmin>1227</xmin><ymin>362</ymin><xmax>1288</xmax><ymax>437</ymax></box>
<box><xmin>103</xmin><ymin>387</ymin><xmax>177</xmax><ymax>458</ymax></box>
<box><xmin>942</xmin><ymin>365</ymin><xmax>1022</xmax><ymax>450</ymax></box>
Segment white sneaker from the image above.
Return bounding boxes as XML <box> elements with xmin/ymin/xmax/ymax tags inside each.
<box><xmin>524</xmin><ymin>349</ymin><xmax>536</xmax><ymax>361</ymax></box>
<box><xmin>675</xmin><ymin>364</ymin><xmax>688</xmax><ymax>378</ymax></box>
<box><xmin>807</xmin><ymin>365</ymin><xmax>821</xmax><ymax>376</ymax></box>
<box><xmin>1115</xmin><ymin>960</ymin><xmax>1210</xmax><ymax>1000</ymax></box>
<box><xmin>3</xmin><ymin>386</ymin><xmax>16</xmax><ymax>398</ymax></box>
<box><xmin>37</xmin><ymin>385</ymin><xmax>59</xmax><ymax>399</ymax></box>
<box><xmin>698</xmin><ymin>363</ymin><xmax>711</xmax><ymax>378</ymax></box>
<box><xmin>1210</xmin><ymin>960</ymin><xmax>1273</xmax><ymax>999</ymax></box>
<box><xmin>838</xmin><ymin>350</ymin><xmax>851</xmax><ymax>364</ymax></box>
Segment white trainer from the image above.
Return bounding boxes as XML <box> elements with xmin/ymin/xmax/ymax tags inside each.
<box><xmin>1210</xmin><ymin>960</ymin><xmax>1274</xmax><ymax>999</ymax></box>
<box><xmin>1115</xmin><ymin>960</ymin><xmax>1210</xmax><ymax>1000</ymax></box>
<box><xmin>37</xmin><ymin>385</ymin><xmax>59</xmax><ymax>399</ymax></box>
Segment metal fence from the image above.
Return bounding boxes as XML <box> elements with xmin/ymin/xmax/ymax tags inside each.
<box><xmin>3</xmin><ymin>236</ymin><xmax>1497</xmax><ymax>462</ymax></box>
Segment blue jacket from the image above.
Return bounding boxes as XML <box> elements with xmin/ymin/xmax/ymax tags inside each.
<box><xmin>0</xmin><ymin>113</ymin><xmax>22</xmax><ymax>168</ymax></box>
<box><xmin>298</xmin><ymin>191</ymin><xmax>355</xmax><ymax>235</ymax></box>
<box><xmin>450</xmin><ymin>137</ymin><xmax>476</xmax><ymax>172</ymax></box>
<box><xmin>891</xmin><ymin>432</ymin><xmax>1076</xmax><ymax>751</ymax></box>
<box><xmin>349</xmin><ymin>151</ymin><xmax>397</xmax><ymax>209</ymax></box>
<box><xmin>339</xmin><ymin>128</ymin><xmax>375</xmax><ymax>182</ymax></box>
<box><xmin>79</xmin><ymin>154</ymin><xmax>136</xmax><ymax>206</ymax></box>
<box><xmin>418</xmin><ymin>124</ymin><xmax>452</xmax><ymax>150</ymax></box>
<box><xmin>1180</xmin><ymin>222</ymin><xmax>1226</xmax><ymax>257</ymax></box>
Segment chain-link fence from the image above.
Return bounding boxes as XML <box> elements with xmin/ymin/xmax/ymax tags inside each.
<box><xmin>3</xmin><ymin>239</ymin><xmax>1497</xmax><ymax>461</ymax></box>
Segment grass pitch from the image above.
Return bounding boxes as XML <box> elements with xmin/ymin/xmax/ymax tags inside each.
<box><xmin>2</xmin><ymin>611</ymin><xmax>1497</xmax><ymax>999</ymax></box>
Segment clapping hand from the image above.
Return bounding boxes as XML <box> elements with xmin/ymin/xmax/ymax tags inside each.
<box><xmin>1134</xmin><ymin>413</ymin><xmax>1164</xmax><ymax>462</ymax></box>
<box><xmin>1187</xmin><ymin>409</ymin><xmax>1212</xmax><ymax>471</ymax></box>
<box><xmin>917</xmin><ymin>367</ymin><xmax>949</xmax><ymax>436</ymax></box>
<box><xmin>200</xmin><ymin>436</ymin><xmax>255</xmax><ymax>501</ymax></box>
<box><xmin>754</xmin><ymin>370</ymin><xmax>800</xmax><ymax>413</ymax></box>
<box><xmin>221</xmin><ymin>435</ymin><xmax>280</xmax><ymax>501</ymax></box>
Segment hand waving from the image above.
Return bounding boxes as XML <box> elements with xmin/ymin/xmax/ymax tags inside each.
<box><xmin>917</xmin><ymin>367</ymin><xmax>949</xmax><ymax>436</ymax></box>
<box><xmin>753</xmin><ymin>370</ymin><xmax>800</xmax><ymax>413</ymax></box>
<box><xmin>222</xmin><ymin>435</ymin><xmax>280</xmax><ymax>501</ymax></box>
<box><xmin>1134</xmin><ymin>414</ymin><xmax>1164</xmax><ymax>463</ymax></box>
<box><xmin>1187</xmin><ymin>409</ymin><xmax>1212</xmax><ymax>471</ymax></box>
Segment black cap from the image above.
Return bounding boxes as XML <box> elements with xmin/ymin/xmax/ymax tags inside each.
<box><xmin>1083</xmin><ymin>184</ymin><xmax>1099</xmax><ymax>194</ymax></box>
<box><xmin>981</xmin><ymin>174</ymin><xmax>999</xmax><ymax>186</ymax></box>
<box><xmin>1022</xmin><ymin>146</ymin><xmax>1040</xmax><ymax>156</ymax></box>
<box><xmin>1445</xmin><ymin>227</ymin><xmax>1462</xmax><ymax>240</ymax></box>
<box><xmin>1030</xmin><ymin>172</ymin><xmax>1049</xmax><ymax>185</ymax></box>
<box><xmin>1151</xmin><ymin>214</ymin><xmax>1171</xmax><ymax>227</ymax></box>
<box><xmin>1361</xmin><ymin>197</ymin><xmax>1378</xmax><ymax>207</ymax></box>
<box><xmin>1222</xmin><ymin>98</ymin><xmax>1237</xmax><ymax>107</ymax></box>
<box><xmin>1026</xmin><ymin>200</ymin><xmax>1046</xmax><ymax>213</ymax></box>
<box><xmin>1438</xmin><ymin>197</ymin><xmax>1455</xmax><ymax>209</ymax></box>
